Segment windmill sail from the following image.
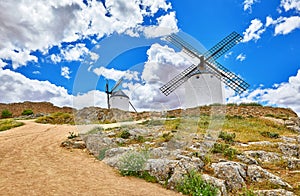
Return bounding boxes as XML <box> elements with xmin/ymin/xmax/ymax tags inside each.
<box><xmin>160</xmin><ymin>31</ymin><xmax>249</xmax><ymax>96</ymax></box>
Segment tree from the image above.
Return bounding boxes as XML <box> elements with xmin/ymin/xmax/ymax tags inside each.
<box><xmin>22</xmin><ymin>109</ymin><xmax>34</xmax><ymax>116</ymax></box>
<box><xmin>1</xmin><ymin>109</ymin><xmax>12</xmax><ymax>118</ymax></box>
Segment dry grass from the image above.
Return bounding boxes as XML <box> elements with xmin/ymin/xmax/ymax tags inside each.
<box><xmin>0</xmin><ymin>119</ymin><xmax>24</xmax><ymax>132</ymax></box>
<box><xmin>35</xmin><ymin>112</ymin><xmax>74</xmax><ymax>125</ymax></box>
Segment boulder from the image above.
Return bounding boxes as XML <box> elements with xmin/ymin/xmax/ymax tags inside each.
<box><xmin>102</xmin><ymin>147</ymin><xmax>133</xmax><ymax>167</ymax></box>
<box><xmin>236</xmin><ymin>154</ymin><xmax>258</xmax><ymax>165</ymax></box>
<box><xmin>82</xmin><ymin>134</ymin><xmax>115</xmax><ymax>156</ymax></box>
<box><xmin>144</xmin><ymin>159</ymin><xmax>178</xmax><ymax>182</ymax></box>
<box><xmin>247</xmin><ymin>165</ymin><xmax>292</xmax><ymax>189</ymax></box>
<box><xmin>211</xmin><ymin>161</ymin><xmax>247</xmax><ymax>191</ymax></box>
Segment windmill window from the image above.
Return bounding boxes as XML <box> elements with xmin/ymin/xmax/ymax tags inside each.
<box><xmin>196</xmin><ymin>76</ymin><xmax>200</xmax><ymax>79</ymax></box>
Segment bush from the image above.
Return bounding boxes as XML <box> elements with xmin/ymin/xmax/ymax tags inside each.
<box><xmin>0</xmin><ymin>119</ymin><xmax>24</xmax><ymax>132</ymax></box>
<box><xmin>175</xmin><ymin>170</ymin><xmax>218</xmax><ymax>196</ymax></box>
<box><xmin>21</xmin><ymin>109</ymin><xmax>33</xmax><ymax>116</ymax></box>
<box><xmin>1</xmin><ymin>109</ymin><xmax>12</xmax><ymax>118</ymax></box>
<box><xmin>239</xmin><ymin>102</ymin><xmax>262</xmax><ymax>107</ymax></box>
<box><xmin>211</xmin><ymin>143</ymin><xmax>238</xmax><ymax>160</ymax></box>
<box><xmin>260</xmin><ymin>131</ymin><xmax>279</xmax><ymax>139</ymax></box>
<box><xmin>118</xmin><ymin>150</ymin><xmax>149</xmax><ymax>177</ymax></box>
<box><xmin>219</xmin><ymin>131</ymin><xmax>236</xmax><ymax>144</ymax></box>
<box><xmin>35</xmin><ymin>112</ymin><xmax>74</xmax><ymax>124</ymax></box>
<box><xmin>120</xmin><ymin>130</ymin><xmax>131</xmax><ymax>139</ymax></box>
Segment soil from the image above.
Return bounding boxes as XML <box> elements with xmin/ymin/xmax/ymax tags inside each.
<box><xmin>0</xmin><ymin>120</ymin><xmax>178</xmax><ymax>195</ymax></box>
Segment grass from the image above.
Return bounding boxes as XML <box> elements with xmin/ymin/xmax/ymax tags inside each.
<box><xmin>0</xmin><ymin>119</ymin><xmax>24</xmax><ymax>132</ymax></box>
<box><xmin>35</xmin><ymin>112</ymin><xmax>74</xmax><ymax>125</ymax></box>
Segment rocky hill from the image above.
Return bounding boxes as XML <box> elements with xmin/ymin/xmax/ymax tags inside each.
<box><xmin>0</xmin><ymin>102</ymin><xmax>73</xmax><ymax>118</ymax></box>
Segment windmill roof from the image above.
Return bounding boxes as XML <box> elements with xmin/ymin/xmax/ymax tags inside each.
<box><xmin>111</xmin><ymin>90</ymin><xmax>129</xmax><ymax>98</ymax></box>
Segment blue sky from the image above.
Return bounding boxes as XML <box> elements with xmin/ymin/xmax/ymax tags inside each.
<box><xmin>0</xmin><ymin>0</ymin><xmax>300</xmax><ymax>114</ymax></box>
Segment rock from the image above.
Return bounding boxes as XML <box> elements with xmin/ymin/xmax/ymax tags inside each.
<box><xmin>243</xmin><ymin>151</ymin><xmax>281</xmax><ymax>163</ymax></box>
<box><xmin>248</xmin><ymin>141</ymin><xmax>273</xmax><ymax>146</ymax></box>
<box><xmin>287</xmin><ymin>157</ymin><xmax>300</xmax><ymax>169</ymax></box>
<box><xmin>278</xmin><ymin>143</ymin><xmax>299</xmax><ymax>158</ymax></box>
<box><xmin>129</xmin><ymin>129</ymin><xmax>148</xmax><ymax>137</ymax></box>
<box><xmin>236</xmin><ymin>154</ymin><xmax>258</xmax><ymax>165</ymax></box>
<box><xmin>202</xmin><ymin>174</ymin><xmax>227</xmax><ymax>196</ymax></box>
<box><xmin>61</xmin><ymin>139</ymin><xmax>86</xmax><ymax>149</ymax></box>
<box><xmin>211</xmin><ymin>161</ymin><xmax>247</xmax><ymax>191</ymax></box>
<box><xmin>102</xmin><ymin>147</ymin><xmax>133</xmax><ymax>167</ymax></box>
<box><xmin>297</xmin><ymin>135</ymin><xmax>300</xmax><ymax>144</ymax></box>
<box><xmin>281</xmin><ymin>136</ymin><xmax>297</xmax><ymax>143</ymax></box>
<box><xmin>150</xmin><ymin>147</ymin><xmax>171</xmax><ymax>158</ymax></box>
<box><xmin>285</xmin><ymin>120</ymin><xmax>296</xmax><ymax>126</ymax></box>
<box><xmin>82</xmin><ymin>134</ymin><xmax>114</xmax><ymax>156</ymax></box>
<box><xmin>144</xmin><ymin>159</ymin><xmax>178</xmax><ymax>182</ymax></box>
<box><xmin>247</xmin><ymin>165</ymin><xmax>292</xmax><ymax>189</ymax></box>
<box><xmin>254</xmin><ymin>189</ymin><xmax>295</xmax><ymax>196</ymax></box>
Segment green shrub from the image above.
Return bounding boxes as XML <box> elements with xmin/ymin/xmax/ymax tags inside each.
<box><xmin>1</xmin><ymin>109</ymin><xmax>12</xmax><ymax>118</ymax></box>
<box><xmin>176</xmin><ymin>170</ymin><xmax>218</xmax><ymax>196</ymax></box>
<box><xmin>219</xmin><ymin>131</ymin><xmax>236</xmax><ymax>144</ymax></box>
<box><xmin>239</xmin><ymin>102</ymin><xmax>262</xmax><ymax>107</ymax></box>
<box><xmin>67</xmin><ymin>132</ymin><xmax>77</xmax><ymax>139</ymax></box>
<box><xmin>239</xmin><ymin>188</ymin><xmax>257</xmax><ymax>196</ymax></box>
<box><xmin>21</xmin><ymin>109</ymin><xmax>34</xmax><ymax>116</ymax></box>
<box><xmin>98</xmin><ymin>148</ymin><xmax>109</xmax><ymax>161</ymax></box>
<box><xmin>118</xmin><ymin>150</ymin><xmax>149</xmax><ymax>177</ymax></box>
<box><xmin>211</xmin><ymin>143</ymin><xmax>238</xmax><ymax>160</ymax></box>
<box><xmin>120</xmin><ymin>130</ymin><xmax>131</xmax><ymax>139</ymax></box>
<box><xmin>260</xmin><ymin>131</ymin><xmax>279</xmax><ymax>139</ymax></box>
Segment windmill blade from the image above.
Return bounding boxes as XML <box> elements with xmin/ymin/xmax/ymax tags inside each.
<box><xmin>204</xmin><ymin>31</ymin><xmax>243</xmax><ymax>61</ymax></box>
<box><xmin>204</xmin><ymin>60</ymin><xmax>249</xmax><ymax>94</ymax></box>
<box><xmin>129</xmin><ymin>101</ymin><xmax>137</xmax><ymax>113</ymax></box>
<box><xmin>160</xmin><ymin>64</ymin><xmax>198</xmax><ymax>96</ymax></box>
<box><xmin>166</xmin><ymin>33</ymin><xmax>202</xmax><ymax>59</ymax></box>
<box><xmin>111</xmin><ymin>78</ymin><xmax>123</xmax><ymax>93</ymax></box>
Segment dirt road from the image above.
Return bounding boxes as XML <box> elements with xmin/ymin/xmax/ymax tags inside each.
<box><xmin>0</xmin><ymin>120</ymin><xmax>178</xmax><ymax>195</ymax></box>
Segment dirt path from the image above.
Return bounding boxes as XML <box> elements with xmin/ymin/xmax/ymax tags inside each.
<box><xmin>0</xmin><ymin>120</ymin><xmax>178</xmax><ymax>196</ymax></box>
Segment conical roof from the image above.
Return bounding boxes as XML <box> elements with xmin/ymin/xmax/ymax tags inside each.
<box><xmin>111</xmin><ymin>90</ymin><xmax>129</xmax><ymax>98</ymax></box>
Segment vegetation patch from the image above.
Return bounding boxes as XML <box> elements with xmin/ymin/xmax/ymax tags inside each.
<box><xmin>35</xmin><ymin>112</ymin><xmax>74</xmax><ymax>124</ymax></box>
<box><xmin>175</xmin><ymin>170</ymin><xmax>218</xmax><ymax>196</ymax></box>
<box><xmin>0</xmin><ymin>119</ymin><xmax>24</xmax><ymax>132</ymax></box>
<box><xmin>260</xmin><ymin>131</ymin><xmax>279</xmax><ymax>139</ymax></box>
<box><xmin>219</xmin><ymin>131</ymin><xmax>236</xmax><ymax>144</ymax></box>
<box><xmin>211</xmin><ymin>143</ymin><xmax>239</xmax><ymax>160</ymax></box>
<box><xmin>1</xmin><ymin>109</ymin><xmax>12</xmax><ymax>118</ymax></box>
<box><xmin>21</xmin><ymin>109</ymin><xmax>34</xmax><ymax>116</ymax></box>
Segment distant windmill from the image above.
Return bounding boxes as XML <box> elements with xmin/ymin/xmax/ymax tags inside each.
<box><xmin>160</xmin><ymin>32</ymin><xmax>249</xmax><ymax>106</ymax></box>
<box><xmin>105</xmin><ymin>78</ymin><xmax>137</xmax><ymax>112</ymax></box>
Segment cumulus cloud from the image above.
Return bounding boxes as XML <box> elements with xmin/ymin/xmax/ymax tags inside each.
<box><xmin>242</xmin><ymin>19</ymin><xmax>266</xmax><ymax>42</ymax></box>
<box><xmin>0</xmin><ymin>0</ymin><xmax>178</xmax><ymax>68</ymax></box>
<box><xmin>0</xmin><ymin>68</ymin><xmax>107</xmax><ymax>109</ymax></box>
<box><xmin>93</xmin><ymin>67</ymin><xmax>139</xmax><ymax>81</ymax></box>
<box><xmin>226</xmin><ymin>69</ymin><xmax>300</xmax><ymax>115</ymax></box>
<box><xmin>243</xmin><ymin>0</ymin><xmax>259</xmax><ymax>13</ymax></box>
<box><xmin>274</xmin><ymin>16</ymin><xmax>300</xmax><ymax>35</ymax></box>
<box><xmin>280</xmin><ymin>0</ymin><xmax>300</xmax><ymax>12</ymax></box>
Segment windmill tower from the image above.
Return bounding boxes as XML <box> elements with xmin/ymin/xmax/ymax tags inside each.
<box><xmin>105</xmin><ymin>78</ymin><xmax>137</xmax><ymax>112</ymax></box>
<box><xmin>160</xmin><ymin>32</ymin><xmax>249</xmax><ymax>107</ymax></box>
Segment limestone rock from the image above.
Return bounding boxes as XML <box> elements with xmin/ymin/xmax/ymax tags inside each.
<box><xmin>243</xmin><ymin>151</ymin><xmax>281</xmax><ymax>163</ymax></box>
<box><xmin>102</xmin><ymin>147</ymin><xmax>133</xmax><ymax>167</ymax></box>
<box><xmin>202</xmin><ymin>174</ymin><xmax>227</xmax><ymax>196</ymax></box>
<box><xmin>278</xmin><ymin>143</ymin><xmax>299</xmax><ymax>158</ymax></box>
<box><xmin>144</xmin><ymin>159</ymin><xmax>178</xmax><ymax>182</ymax></box>
<box><xmin>247</xmin><ymin>165</ymin><xmax>292</xmax><ymax>189</ymax></box>
<box><xmin>211</xmin><ymin>161</ymin><xmax>247</xmax><ymax>191</ymax></box>
<box><xmin>254</xmin><ymin>189</ymin><xmax>295</xmax><ymax>196</ymax></box>
<box><xmin>82</xmin><ymin>134</ymin><xmax>114</xmax><ymax>156</ymax></box>
<box><xmin>236</xmin><ymin>154</ymin><xmax>258</xmax><ymax>165</ymax></box>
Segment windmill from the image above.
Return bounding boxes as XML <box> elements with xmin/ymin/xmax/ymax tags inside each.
<box><xmin>159</xmin><ymin>32</ymin><xmax>249</xmax><ymax>103</ymax></box>
<box><xmin>105</xmin><ymin>78</ymin><xmax>137</xmax><ymax>112</ymax></box>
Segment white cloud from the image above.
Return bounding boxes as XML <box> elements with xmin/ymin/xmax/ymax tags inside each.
<box><xmin>236</xmin><ymin>53</ymin><xmax>246</xmax><ymax>62</ymax></box>
<box><xmin>142</xmin><ymin>12</ymin><xmax>179</xmax><ymax>38</ymax></box>
<box><xmin>280</xmin><ymin>0</ymin><xmax>300</xmax><ymax>12</ymax></box>
<box><xmin>32</xmin><ymin>71</ymin><xmax>40</xmax><ymax>75</ymax></box>
<box><xmin>242</xmin><ymin>19</ymin><xmax>266</xmax><ymax>42</ymax></box>
<box><xmin>243</xmin><ymin>0</ymin><xmax>259</xmax><ymax>13</ymax></box>
<box><xmin>93</xmin><ymin>67</ymin><xmax>139</xmax><ymax>81</ymax></box>
<box><xmin>224</xmin><ymin>52</ymin><xmax>233</xmax><ymax>59</ymax></box>
<box><xmin>0</xmin><ymin>68</ymin><xmax>108</xmax><ymax>109</ymax></box>
<box><xmin>274</xmin><ymin>16</ymin><xmax>300</xmax><ymax>35</ymax></box>
<box><xmin>226</xmin><ymin>69</ymin><xmax>300</xmax><ymax>115</ymax></box>
<box><xmin>0</xmin><ymin>0</ymin><xmax>178</xmax><ymax>68</ymax></box>
<box><xmin>61</xmin><ymin>66</ymin><xmax>71</xmax><ymax>79</ymax></box>
<box><xmin>0</xmin><ymin>59</ymin><xmax>7</xmax><ymax>68</ymax></box>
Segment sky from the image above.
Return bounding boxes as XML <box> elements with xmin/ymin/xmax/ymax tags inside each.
<box><xmin>0</xmin><ymin>0</ymin><xmax>300</xmax><ymax>114</ymax></box>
